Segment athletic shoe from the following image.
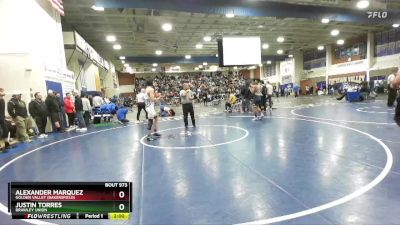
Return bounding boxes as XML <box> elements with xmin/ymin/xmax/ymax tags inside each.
<box><xmin>252</xmin><ymin>117</ymin><xmax>258</xmax><ymax>121</ymax></box>
<box><xmin>24</xmin><ymin>139</ymin><xmax>32</xmax><ymax>143</ymax></box>
<box><xmin>80</xmin><ymin>128</ymin><xmax>88</xmax><ymax>132</ymax></box>
<box><xmin>38</xmin><ymin>134</ymin><xmax>46</xmax><ymax>139</ymax></box>
<box><xmin>135</xmin><ymin>120</ymin><xmax>141</xmax><ymax>124</ymax></box>
<box><xmin>146</xmin><ymin>136</ymin><xmax>155</xmax><ymax>141</ymax></box>
<box><xmin>153</xmin><ymin>133</ymin><xmax>161</xmax><ymax>137</ymax></box>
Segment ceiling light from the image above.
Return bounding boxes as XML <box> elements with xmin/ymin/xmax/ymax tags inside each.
<box><xmin>337</xmin><ymin>39</ymin><xmax>345</xmax><ymax>45</ymax></box>
<box><xmin>259</xmin><ymin>63</ymin><xmax>263</xmax><ymax>67</ymax></box>
<box><xmin>330</xmin><ymin>29</ymin><xmax>340</xmax><ymax>36</ymax></box>
<box><xmin>216</xmin><ymin>54</ymin><xmax>219</xmax><ymax>57</ymax></box>
<box><xmin>258</xmin><ymin>25</ymin><xmax>264</xmax><ymax>28</ymax></box>
<box><xmin>195</xmin><ymin>67</ymin><xmax>199</xmax><ymax>71</ymax></box>
<box><xmin>113</xmin><ymin>44</ymin><xmax>121</xmax><ymax>50</ymax></box>
<box><xmin>161</xmin><ymin>23</ymin><xmax>173</xmax><ymax>32</ymax></box>
<box><xmin>318</xmin><ymin>45</ymin><xmax>325</xmax><ymax>50</ymax></box>
<box><xmin>233</xmin><ymin>66</ymin><xmax>238</xmax><ymax>70</ymax></box>
<box><xmin>91</xmin><ymin>5</ymin><xmax>104</xmax><ymax>11</ymax></box>
<box><xmin>185</xmin><ymin>55</ymin><xmax>191</xmax><ymax>59</ymax></box>
<box><xmin>277</xmin><ymin>37</ymin><xmax>285</xmax><ymax>43</ymax></box>
<box><xmin>175</xmin><ymin>66</ymin><xmax>181</xmax><ymax>69</ymax></box>
<box><xmin>267</xmin><ymin>60</ymin><xmax>272</xmax><ymax>64</ymax></box>
<box><xmin>152</xmin><ymin>63</ymin><xmax>158</xmax><ymax>67</ymax></box>
<box><xmin>288</xmin><ymin>54</ymin><xmax>293</xmax><ymax>58</ymax></box>
<box><xmin>262</xmin><ymin>43</ymin><xmax>269</xmax><ymax>49</ymax></box>
<box><xmin>123</xmin><ymin>63</ymin><xmax>129</xmax><ymax>67</ymax></box>
<box><xmin>277</xmin><ymin>49</ymin><xmax>284</xmax><ymax>54</ymax></box>
<box><xmin>393</xmin><ymin>24</ymin><xmax>400</xmax><ymax>28</ymax></box>
<box><xmin>196</xmin><ymin>44</ymin><xmax>203</xmax><ymax>49</ymax></box>
<box><xmin>356</xmin><ymin>0</ymin><xmax>370</xmax><ymax>9</ymax></box>
<box><xmin>199</xmin><ymin>65</ymin><xmax>204</xmax><ymax>69</ymax></box>
<box><xmin>106</xmin><ymin>35</ymin><xmax>116</xmax><ymax>42</ymax></box>
<box><xmin>226</xmin><ymin>13</ymin><xmax>235</xmax><ymax>18</ymax></box>
<box><xmin>203</xmin><ymin>62</ymin><xmax>208</xmax><ymax>66</ymax></box>
<box><xmin>155</xmin><ymin>50</ymin><xmax>162</xmax><ymax>55</ymax></box>
<box><xmin>203</xmin><ymin>36</ymin><xmax>212</xmax><ymax>42</ymax></box>
<box><xmin>119</xmin><ymin>56</ymin><xmax>125</xmax><ymax>60</ymax></box>
<box><xmin>151</xmin><ymin>68</ymin><xmax>156</xmax><ymax>72</ymax></box>
<box><xmin>121</xmin><ymin>60</ymin><xmax>125</xmax><ymax>64</ymax></box>
<box><xmin>321</xmin><ymin>18</ymin><xmax>330</xmax><ymax>24</ymax></box>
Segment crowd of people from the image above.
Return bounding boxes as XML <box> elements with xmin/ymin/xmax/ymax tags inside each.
<box><xmin>0</xmin><ymin>88</ymin><xmax>131</xmax><ymax>152</ymax></box>
<box><xmin>1</xmin><ymin>68</ymin><xmax>399</xmax><ymax>149</ymax></box>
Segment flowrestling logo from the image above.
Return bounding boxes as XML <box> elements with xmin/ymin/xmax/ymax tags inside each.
<box><xmin>367</xmin><ymin>11</ymin><xmax>388</xmax><ymax>19</ymax></box>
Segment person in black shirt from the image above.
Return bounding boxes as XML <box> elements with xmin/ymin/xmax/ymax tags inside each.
<box><xmin>241</xmin><ymin>83</ymin><xmax>252</xmax><ymax>113</ymax></box>
<box><xmin>45</xmin><ymin>90</ymin><xmax>63</xmax><ymax>132</ymax></box>
<box><xmin>0</xmin><ymin>88</ymin><xmax>7</xmax><ymax>151</ymax></box>
<box><xmin>7</xmin><ymin>91</ymin><xmax>31</xmax><ymax>142</ymax></box>
<box><xmin>29</xmin><ymin>92</ymin><xmax>48</xmax><ymax>138</ymax></box>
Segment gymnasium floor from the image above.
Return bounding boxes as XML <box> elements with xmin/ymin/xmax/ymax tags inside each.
<box><xmin>0</xmin><ymin>96</ymin><xmax>399</xmax><ymax>225</ymax></box>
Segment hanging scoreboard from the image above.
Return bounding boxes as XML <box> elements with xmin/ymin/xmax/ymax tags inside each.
<box><xmin>8</xmin><ymin>182</ymin><xmax>132</xmax><ymax>220</ymax></box>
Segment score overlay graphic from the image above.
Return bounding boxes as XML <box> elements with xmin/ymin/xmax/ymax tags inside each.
<box><xmin>8</xmin><ymin>182</ymin><xmax>132</xmax><ymax>220</ymax></box>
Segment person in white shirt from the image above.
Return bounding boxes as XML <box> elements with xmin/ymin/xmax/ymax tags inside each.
<box><xmin>387</xmin><ymin>67</ymin><xmax>398</xmax><ymax>107</ymax></box>
<box><xmin>136</xmin><ymin>88</ymin><xmax>148</xmax><ymax>123</ymax></box>
<box><xmin>82</xmin><ymin>94</ymin><xmax>92</xmax><ymax>127</ymax></box>
<box><xmin>92</xmin><ymin>95</ymin><xmax>104</xmax><ymax>107</ymax></box>
<box><xmin>266</xmin><ymin>81</ymin><xmax>274</xmax><ymax>113</ymax></box>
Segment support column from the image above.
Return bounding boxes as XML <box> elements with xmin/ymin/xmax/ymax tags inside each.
<box><xmin>293</xmin><ymin>52</ymin><xmax>303</xmax><ymax>85</ymax></box>
<box><xmin>366</xmin><ymin>31</ymin><xmax>375</xmax><ymax>82</ymax></box>
<box><xmin>276</xmin><ymin>61</ymin><xmax>281</xmax><ymax>85</ymax></box>
<box><xmin>325</xmin><ymin>45</ymin><xmax>333</xmax><ymax>88</ymax></box>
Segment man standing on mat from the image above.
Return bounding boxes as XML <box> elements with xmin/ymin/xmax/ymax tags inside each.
<box><xmin>387</xmin><ymin>67</ymin><xmax>398</xmax><ymax>107</ymax></box>
<box><xmin>136</xmin><ymin>88</ymin><xmax>148</xmax><ymax>123</ymax></box>
<box><xmin>391</xmin><ymin>69</ymin><xmax>400</xmax><ymax>124</ymax></box>
<box><xmin>251</xmin><ymin>80</ymin><xmax>264</xmax><ymax>121</ymax></box>
<box><xmin>180</xmin><ymin>81</ymin><xmax>196</xmax><ymax>129</ymax></box>
<box><xmin>266</xmin><ymin>81</ymin><xmax>274</xmax><ymax>114</ymax></box>
<box><xmin>145</xmin><ymin>80</ymin><xmax>161</xmax><ymax>141</ymax></box>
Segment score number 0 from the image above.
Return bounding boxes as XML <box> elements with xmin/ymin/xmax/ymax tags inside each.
<box><xmin>118</xmin><ymin>191</ymin><xmax>126</xmax><ymax>211</ymax></box>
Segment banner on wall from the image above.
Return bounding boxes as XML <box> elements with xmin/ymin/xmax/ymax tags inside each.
<box><xmin>280</xmin><ymin>59</ymin><xmax>294</xmax><ymax>84</ymax></box>
<box><xmin>44</xmin><ymin>66</ymin><xmax>75</xmax><ymax>96</ymax></box>
<box><xmin>280</xmin><ymin>59</ymin><xmax>294</xmax><ymax>76</ymax></box>
<box><xmin>281</xmin><ymin>75</ymin><xmax>293</xmax><ymax>84</ymax></box>
<box><xmin>328</xmin><ymin>60</ymin><xmax>367</xmax><ymax>76</ymax></box>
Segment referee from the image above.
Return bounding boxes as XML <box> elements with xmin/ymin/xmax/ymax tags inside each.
<box><xmin>180</xmin><ymin>81</ymin><xmax>196</xmax><ymax>129</ymax></box>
